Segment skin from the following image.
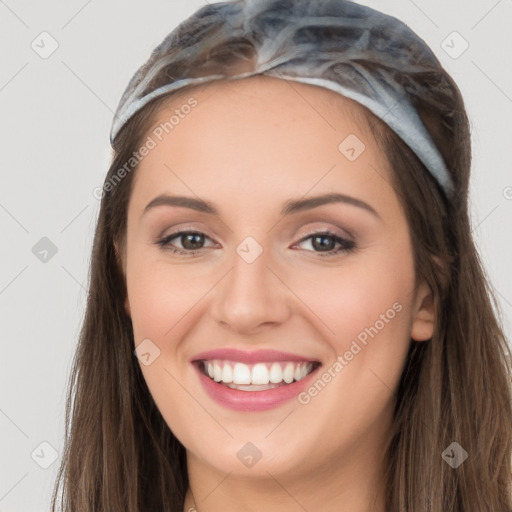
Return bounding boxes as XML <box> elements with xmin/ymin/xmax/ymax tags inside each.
<box><xmin>117</xmin><ymin>75</ymin><xmax>435</xmax><ymax>512</ymax></box>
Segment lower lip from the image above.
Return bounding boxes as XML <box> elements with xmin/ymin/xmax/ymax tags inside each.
<box><xmin>193</xmin><ymin>362</ymin><xmax>320</xmax><ymax>411</ymax></box>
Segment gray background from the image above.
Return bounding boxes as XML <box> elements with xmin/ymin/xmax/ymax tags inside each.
<box><xmin>1</xmin><ymin>0</ymin><xmax>511</xmax><ymax>510</ymax></box>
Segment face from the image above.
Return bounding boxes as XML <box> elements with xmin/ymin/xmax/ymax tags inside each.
<box><xmin>119</xmin><ymin>76</ymin><xmax>434</xmax><ymax>491</ymax></box>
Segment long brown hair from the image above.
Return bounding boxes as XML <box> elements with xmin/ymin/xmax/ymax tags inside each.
<box><xmin>51</xmin><ymin>4</ymin><xmax>512</xmax><ymax>512</ymax></box>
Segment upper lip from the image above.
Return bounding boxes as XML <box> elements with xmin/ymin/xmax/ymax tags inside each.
<box><xmin>190</xmin><ymin>348</ymin><xmax>320</xmax><ymax>364</ymax></box>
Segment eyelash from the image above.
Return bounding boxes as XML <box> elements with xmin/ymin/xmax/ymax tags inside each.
<box><xmin>155</xmin><ymin>229</ymin><xmax>356</xmax><ymax>258</ymax></box>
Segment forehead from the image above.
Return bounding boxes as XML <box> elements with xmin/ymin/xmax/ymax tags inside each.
<box><xmin>140</xmin><ymin>75</ymin><xmax>383</xmax><ymax>173</ymax></box>
<box><xmin>128</xmin><ymin>75</ymin><xmax>398</xmax><ymax>220</ymax></box>
<box><xmin>153</xmin><ymin>75</ymin><xmax>373</xmax><ymax>132</ymax></box>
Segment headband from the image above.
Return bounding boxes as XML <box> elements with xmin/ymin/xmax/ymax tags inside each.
<box><xmin>110</xmin><ymin>0</ymin><xmax>454</xmax><ymax>197</ymax></box>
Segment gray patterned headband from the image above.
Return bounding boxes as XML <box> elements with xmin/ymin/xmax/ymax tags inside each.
<box><xmin>110</xmin><ymin>0</ymin><xmax>454</xmax><ymax>197</ymax></box>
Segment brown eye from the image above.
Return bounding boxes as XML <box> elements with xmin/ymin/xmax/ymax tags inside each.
<box><xmin>155</xmin><ymin>230</ymin><xmax>216</xmax><ymax>255</ymax></box>
<box><xmin>179</xmin><ymin>232</ymin><xmax>205</xmax><ymax>250</ymax></box>
<box><xmin>295</xmin><ymin>231</ymin><xmax>355</xmax><ymax>257</ymax></box>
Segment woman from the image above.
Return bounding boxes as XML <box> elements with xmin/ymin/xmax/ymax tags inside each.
<box><xmin>51</xmin><ymin>0</ymin><xmax>512</xmax><ymax>511</ymax></box>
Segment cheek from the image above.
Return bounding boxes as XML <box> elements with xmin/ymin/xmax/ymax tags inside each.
<box><xmin>288</xmin><ymin>247</ymin><xmax>416</xmax><ymax>411</ymax></box>
<box><xmin>291</xmin><ymin>251</ymin><xmax>415</xmax><ymax>348</ymax></box>
<box><xmin>280</xmin><ymin>278</ymin><xmax>414</xmax><ymax>463</ymax></box>
<box><xmin>126</xmin><ymin>253</ymin><xmax>208</xmax><ymax>344</ymax></box>
<box><xmin>125</xmin><ymin>256</ymin><xmax>207</xmax><ymax>420</ymax></box>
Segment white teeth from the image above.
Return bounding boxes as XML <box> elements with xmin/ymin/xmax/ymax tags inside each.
<box><xmin>221</xmin><ymin>364</ymin><xmax>233</xmax><ymax>383</ymax></box>
<box><xmin>213</xmin><ymin>361</ymin><xmax>222</xmax><ymax>382</ymax></box>
<box><xmin>202</xmin><ymin>360</ymin><xmax>315</xmax><ymax>386</ymax></box>
<box><xmin>251</xmin><ymin>363</ymin><xmax>270</xmax><ymax>385</ymax></box>
<box><xmin>233</xmin><ymin>362</ymin><xmax>251</xmax><ymax>384</ymax></box>
<box><xmin>283</xmin><ymin>363</ymin><xmax>295</xmax><ymax>383</ymax></box>
<box><xmin>225</xmin><ymin>383</ymin><xmax>282</xmax><ymax>391</ymax></box>
<box><xmin>269</xmin><ymin>362</ymin><xmax>283</xmax><ymax>383</ymax></box>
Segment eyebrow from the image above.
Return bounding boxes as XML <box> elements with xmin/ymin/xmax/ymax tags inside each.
<box><xmin>142</xmin><ymin>192</ymin><xmax>381</xmax><ymax>219</ymax></box>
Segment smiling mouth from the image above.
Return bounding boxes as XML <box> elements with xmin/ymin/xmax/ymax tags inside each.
<box><xmin>196</xmin><ymin>359</ymin><xmax>321</xmax><ymax>391</ymax></box>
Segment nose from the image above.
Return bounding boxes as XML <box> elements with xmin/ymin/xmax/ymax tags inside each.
<box><xmin>210</xmin><ymin>246</ymin><xmax>293</xmax><ymax>334</ymax></box>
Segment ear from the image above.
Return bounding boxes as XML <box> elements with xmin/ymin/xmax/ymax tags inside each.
<box><xmin>114</xmin><ymin>239</ymin><xmax>131</xmax><ymax>318</ymax></box>
<box><xmin>410</xmin><ymin>280</ymin><xmax>436</xmax><ymax>342</ymax></box>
